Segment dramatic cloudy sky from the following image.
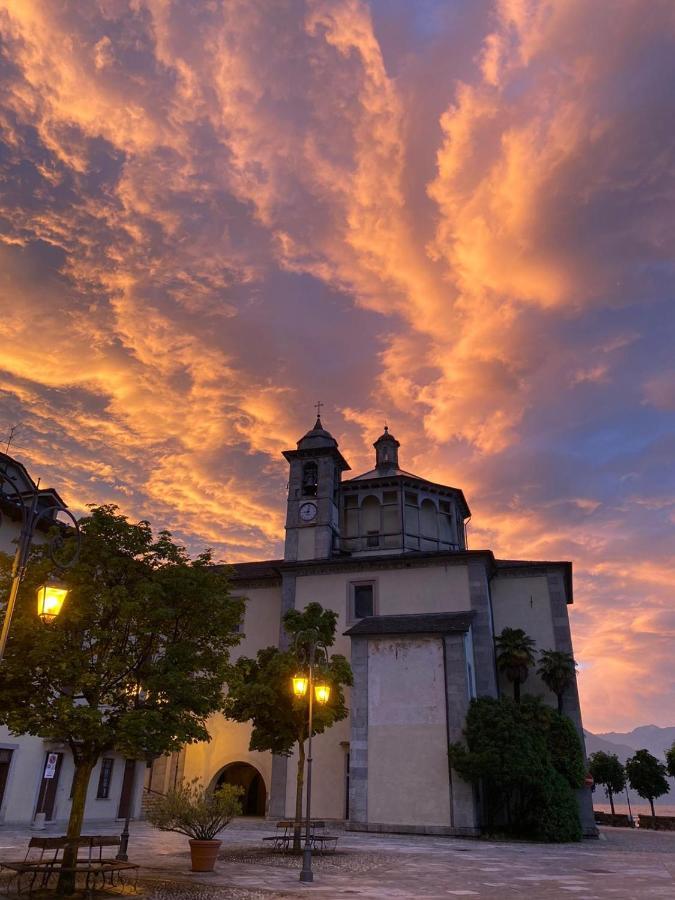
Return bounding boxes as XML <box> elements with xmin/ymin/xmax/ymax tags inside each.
<box><xmin>1</xmin><ymin>0</ymin><xmax>674</xmax><ymax>732</ymax></box>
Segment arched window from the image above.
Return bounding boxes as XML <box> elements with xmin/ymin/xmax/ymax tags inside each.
<box><xmin>420</xmin><ymin>499</ymin><xmax>438</xmax><ymax>540</ymax></box>
<box><xmin>302</xmin><ymin>462</ymin><xmax>318</xmax><ymax>497</ymax></box>
<box><xmin>361</xmin><ymin>495</ymin><xmax>381</xmax><ymax>548</ymax></box>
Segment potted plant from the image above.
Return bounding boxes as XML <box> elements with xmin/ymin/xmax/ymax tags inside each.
<box><xmin>146</xmin><ymin>778</ymin><xmax>243</xmax><ymax>871</ymax></box>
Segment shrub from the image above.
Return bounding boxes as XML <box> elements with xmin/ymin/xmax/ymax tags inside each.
<box><xmin>449</xmin><ymin>696</ymin><xmax>583</xmax><ymax>842</ymax></box>
<box><xmin>531</xmin><ymin>769</ymin><xmax>583</xmax><ymax>842</ymax></box>
<box><xmin>147</xmin><ymin>779</ymin><xmax>243</xmax><ymax>840</ymax></box>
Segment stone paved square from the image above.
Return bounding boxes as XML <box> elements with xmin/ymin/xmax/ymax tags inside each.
<box><xmin>1</xmin><ymin>820</ymin><xmax>674</xmax><ymax>899</ymax></box>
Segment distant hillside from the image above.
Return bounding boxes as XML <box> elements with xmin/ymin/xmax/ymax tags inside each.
<box><xmin>584</xmin><ymin>725</ymin><xmax>675</xmax><ymax>809</ymax></box>
<box><xmin>597</xmin><ymin>725</ymin><xmax>675</xmax><ymax>760</ymax></box>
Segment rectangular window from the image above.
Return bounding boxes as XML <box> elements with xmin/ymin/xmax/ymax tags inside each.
<box><xmin>382</xmin><ymin>491</ymin><xmax>398</xmax><ymax>504</ymax></box>
<box><xmin>353</xmin><ymin>584</ymin><xmax>374</xmax><ymax>619</ymax></box>
<box><xmin>439</xmin><ymin>500</ymin><xmax>451</xmax><ymax>513</ymax></box>
<box><xmin>344</xmin><ymin>494</ymin><xmax>358</xmax><ymax>508</ymax></box>
<box><xmin>366</xmin><ymin>530</ymin><xmax>380</xmax><ymax>548</ymax></box>
<box><xmin>97</xmin><ymin>758</ymin><xmax>114</xmax><ymax>799</ymax></box>
<box><xmin>404</xmin><ymin>491</ymin><xmax>418</xmax><ymax>506</ymax></box>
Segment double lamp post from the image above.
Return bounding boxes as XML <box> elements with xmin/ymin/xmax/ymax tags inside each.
<box><xmin>291</xmin><ymin>628</ymin><xmax>331</xmax><ymax>884</ymax></box>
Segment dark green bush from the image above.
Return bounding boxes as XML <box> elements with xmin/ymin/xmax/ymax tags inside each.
<box><xmin>449</xmin><ymin>696</ymin><xmax>583</xmax><ymax>842</ymax></box>
<box><xmin>531</xmin><ymin>769</ymin><xmax>583</xmax><ymax>842</ymax></box>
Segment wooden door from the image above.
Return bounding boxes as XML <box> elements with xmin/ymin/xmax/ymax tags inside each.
<box><xmin>117</xmin><ymin>759</ymin><xmax>136</xmax><ymax>819</ymax></box>
<box><xmin>35</xmin><ymin>752</ymin><xmax>63</xmax><ymax>821</ymax></box>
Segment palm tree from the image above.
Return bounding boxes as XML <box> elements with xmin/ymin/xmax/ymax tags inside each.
<box><xmin>537</xmin><ymin>649</ymin><xmax>577</xmax><ymax>714</ymax></box>
<box><xmin>494</xmin><ymin>628</ymin><xmax>536</xmax><ymax>703</ymax></box>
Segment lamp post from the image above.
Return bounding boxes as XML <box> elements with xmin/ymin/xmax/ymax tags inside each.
<box><xmin>0</xmin><ymin>460</ymin><xmax>79</xmax><ymax>661</ymax></box>
<box><xmin>116</xmin><ymin>761</ymin><xmax>138</xmax><ymax>862</ymax></box>
<box><xmin>291</xmin><ymin>628</ymin><xmax>331</xmax><ymax>884</ymax></box>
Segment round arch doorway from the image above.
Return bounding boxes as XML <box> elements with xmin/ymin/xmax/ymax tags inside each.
<box><xmin>214</xmin><ymin>762</ymin><xmax>266</xmax><ymax>817</ymax></box>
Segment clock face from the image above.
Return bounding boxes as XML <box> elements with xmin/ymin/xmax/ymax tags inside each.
<box><xmin>299</xmin><ymin>502</ymin><xmax>317</xmax><ymax>522</ymax></box>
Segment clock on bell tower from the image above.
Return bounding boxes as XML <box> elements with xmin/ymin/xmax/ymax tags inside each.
<box><xmin>282</xmin><ymin>414</ymin><xmax>350</xmax><ymax>561</ymax></box>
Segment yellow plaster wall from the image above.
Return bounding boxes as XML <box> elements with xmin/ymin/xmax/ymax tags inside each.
<box><xmin>182</xmin><ymin>583</ymin><xmax>281</xmax><ymax>804</ymax></box>
<box><xmin>491</xmin><ymin>573</ymin><xmax>557</xmax><ymax>705</ymax></box>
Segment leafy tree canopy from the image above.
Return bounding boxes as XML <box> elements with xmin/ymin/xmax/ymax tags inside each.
<box><xmin>0</xmin><ymin>505</ymin><xmax>244</xmax><ymax>892</ymax></box>
<box><xmin>223</xmin><ymin>602</ymin><xmax>352</xmax><ymax>756</ymax></box>
<box><xmin>588</xmin><ymin>752</ymin><xmax>626</xmax><ymax>798</ymax></box>
<box><xmin>666</xmin><ymin>743</ymin><xmax>675</xmax><ymax>780</ymax></box>
<box><xmin>449</xmin><ymin>696</ymin><xmax>583</xmax><ymax>841</ymax></box>
<box><xmin>223</xmin><ymin>601</ymin><xmax>352</xmax><ymax>826</ymax></box>
<box><xmin>625</xmin><ymin>749</ymin><xmax>670</xmax><ymax>817</ymax></box>
<box><xmin>0</xmin><ymin>505</ymin><xmax>244</xmax><ymax>762</ymax></box>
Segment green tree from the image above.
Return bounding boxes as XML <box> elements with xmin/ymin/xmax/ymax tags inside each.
<box><xmin>449</xmin><ymin>696</ymin><xmax>583</xmax><ymax>841</ymax></box>
<box><xmin>495</xmin><ymin>627</ymin><xmax>536</xmax><ymax>703</ymax></box>
<box><xmin>223</xmin><ymin>602</ymin><xmax>352</xmax><ymax>838</ymax></box>
<box><xmin>588</xmin><ymin>751</ymin><xmax>626</xmax><ymax>816</ymax></box>
<box><xmin>666</xmin><ymin>743</ymin><xmax>675</xmax><ymax>779</ymax></box>
<box><xmin>625</xmin><ymin>749</ymin><xmax>670</xmax><ymax>818</ymax></box>
<box><xmin>0</xmin><ymin>505</ymin><xmax>243</xmax><ymax>893</ymax></box>
<box><xmin>537</xmin><ymin>649</ymin><xmax>577</xmax><ymax>714</ymax></box>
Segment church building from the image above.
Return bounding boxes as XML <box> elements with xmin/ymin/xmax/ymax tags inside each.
<box><xmin>168</xmin><ymin>418</ymin><xmax>596</xmax><ymax>837</ymax></box>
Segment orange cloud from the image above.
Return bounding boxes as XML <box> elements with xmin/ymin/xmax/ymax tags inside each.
<box><xmin>1</xmin><ymin>0</ymin><xmax>674</xmax><ymax>730</ymax></box>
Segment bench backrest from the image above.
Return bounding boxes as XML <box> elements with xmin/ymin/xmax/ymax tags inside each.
<box><xmin>28</xmin><ymin>838</ymin><xmax>68</xmax><ymax>849</ymax></box>
<box><xmin>87</xmin><ymin>837</ymin><xmax>121</xmax><ymax>847</ymax></box>
<box><xmin>25</xmin><ymin>835</ymin><xmax>121</xmax><ymax>862</ymax></box>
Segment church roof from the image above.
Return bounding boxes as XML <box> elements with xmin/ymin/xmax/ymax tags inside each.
<box><xmin>283</xmin><ymin>416</ymin><xmax>351</xmax><ymax>469</ymax></box>
<box><xmin>297</xmin><ymin>416</ymin><xmax>338</xmax><ymax>451</ymax></box>
<box><xmin>344</xmin><ymin>611</ymin><xmax>475</xmax><ymax>636</ymax></box>
<box><xmin>347</xmin><ymin>466</ymin><xmax>423</xmax><ymax>482</ymax></box>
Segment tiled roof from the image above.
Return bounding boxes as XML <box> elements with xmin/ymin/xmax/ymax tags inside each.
<box><xmin>227</xmin><ymin>560</ymin><xmax>284</xmax><ymax>581</ymax></box>
<box><xmin>344</xmin><ymin>610</ymin><xmax>475</xmax><ymax>636</ymax></box>
<box><xmin>347</xmin><ymin>466</ymin><xmax>424</xmax><ymax>482</ymax></box>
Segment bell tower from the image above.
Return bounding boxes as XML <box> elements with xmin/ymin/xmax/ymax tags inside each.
<box><xmin>283</xmin><ymin>414</ymin><xmax>350</xmax><ymax>561</ymax></box>
<box><xmin>374</xmin><ymin>425</ymin><xmax>400</xmax><ymax>472</ymax></box>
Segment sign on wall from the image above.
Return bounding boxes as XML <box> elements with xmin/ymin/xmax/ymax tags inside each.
<box><xmin>44</xmin><ymin>753</ymin><xmax>59</xmax><ymax>780</ymax></box>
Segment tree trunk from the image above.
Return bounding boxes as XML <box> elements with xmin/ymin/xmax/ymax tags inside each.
<box><xmin>556</xmin><ymin>692</ymin><xmax>563</xmax><ymax>715</ymax></box>
<box><xmin>513</xmin><ymin>679</ymin><xmax>520</xmax><ymax>703</ymax></box>
<box><xmin>608</xmin><ymin>789</ymin><xmax>615</xmax><ymax>817</ymax></box>
<box><xmin>649</xmin><ymin>797</ymin><xmax>655</xmax><ymax>819</ymax></box>
<box><xmin>57</xmin><ymin>757</ymin><xmax>96</xmax><ymax>894</ymax></box>
<box><xmin>293</xmin><ymin>741</ymin><xmax>305</xmax><ymax>852</ymax></box>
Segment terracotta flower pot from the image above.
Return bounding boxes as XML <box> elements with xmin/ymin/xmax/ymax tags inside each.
<box><xmin>189</xmin><ymin>839</ymin><xmax>222</xmax><ymax>872</ymax></box>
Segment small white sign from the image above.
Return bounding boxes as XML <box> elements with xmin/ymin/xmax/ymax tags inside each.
<box><xmin>44</xmin><ymin>753</ymin><xmax>59</xmax><ymax>780</ymax></box>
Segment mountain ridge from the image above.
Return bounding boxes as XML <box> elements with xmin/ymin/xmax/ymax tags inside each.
<box><xmin>584</xmin><ymin>724</ymin><xmax>675</xmax><ymax>809</ymax></box>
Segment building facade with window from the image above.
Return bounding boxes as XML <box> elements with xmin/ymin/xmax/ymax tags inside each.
<box><xmin>0</xmin><ymin>452</ymin><xmax>144</xmax><ymax>827</ymax></box>
<box><xmin>181</xmin><ymin>419</ymin><xmax>596</xmax><ymax>836</ymax></box>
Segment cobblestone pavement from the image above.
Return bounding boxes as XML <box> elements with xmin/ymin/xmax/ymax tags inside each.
<box><xmin>1</xmin><ymin>819</ymin><xmax>674</xmax><ymax>899</ymax></box>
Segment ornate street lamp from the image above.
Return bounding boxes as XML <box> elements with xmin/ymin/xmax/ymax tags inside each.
<box><xmin>290</xmin><ymin>628</ymin><xmax>331</xmax><ymax>884</ymax></box>
<box><xmin>0</xmin><ymin>456</ymin><xmax>80</xmax><ymax>660</ymax></box>
<box><xmin>36</xmin><ymin>583</ymin><xmax>68</xmax><ymax>624</ymax></box>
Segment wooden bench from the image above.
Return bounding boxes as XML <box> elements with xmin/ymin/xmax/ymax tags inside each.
<box><xmin>0</xmin><ymin>835</ymin><xmax>139</xmax><ymax>895</ymax></box>
<box><xmin>262</xmin><ymin>820</ymin><xmax>338</xmax><ymax>854</ymax></box>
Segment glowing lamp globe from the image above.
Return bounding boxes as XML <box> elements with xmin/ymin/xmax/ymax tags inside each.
<box><xmin>36</xmin><ymin>584</ymin><xmax>68</xmax><ymax>624</ymax></box>
<box><xmin>292</xmin><ymin>674</ymin><xmax>309</xmax><ymax>698</ymax></box>
<box><xmin>314</xmin><ymin>682</ymin><xmax>331</xmax><ymax>705</ymax></box>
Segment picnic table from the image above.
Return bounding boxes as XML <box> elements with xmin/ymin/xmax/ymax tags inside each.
<box><xmin>262</xmin><ymin>820</ymin><xmax>338</xmax><ymax>854</ymax></box>
<box><xmin>0</xmin><ymin>835</ymin><xmax>139</xmax><ymax>896</ymax></box>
